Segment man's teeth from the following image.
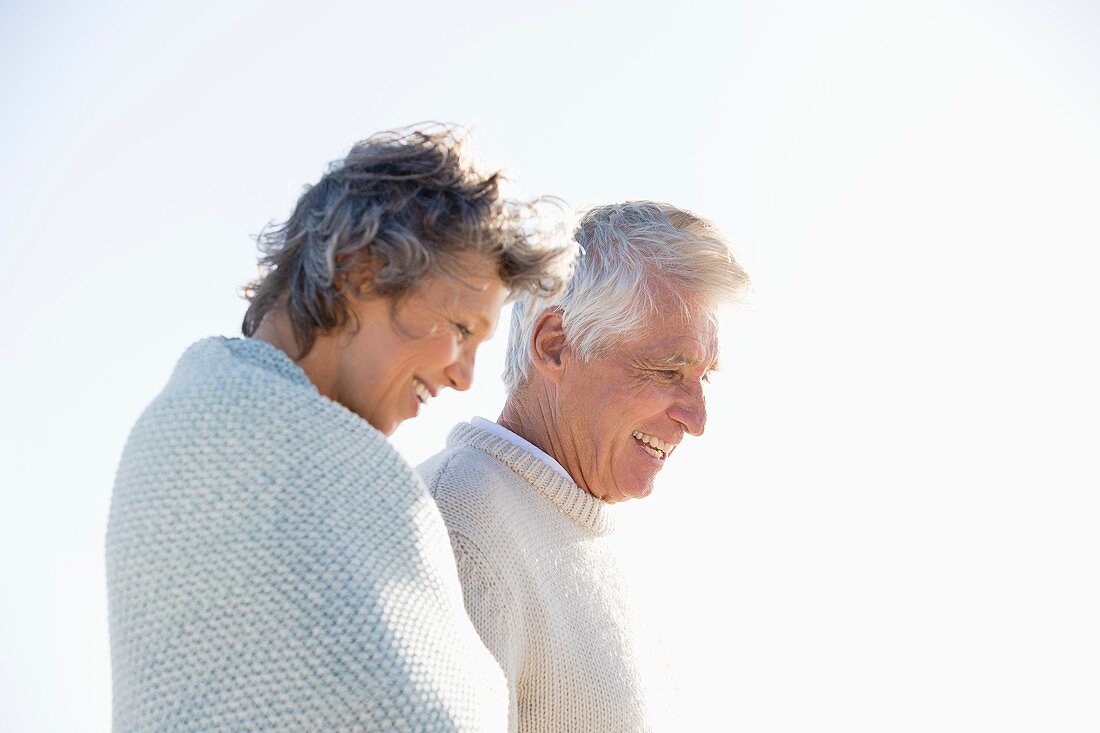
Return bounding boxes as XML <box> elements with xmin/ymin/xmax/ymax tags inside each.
<box><xmin>631</xmin><ymin>430</ymin><xmax>673</xmax><ymax>459</ymax></box>
<box><xmin>414</xmin><ymin>379</ymin><xmax>431</xmax><ymax>404</ymax></box>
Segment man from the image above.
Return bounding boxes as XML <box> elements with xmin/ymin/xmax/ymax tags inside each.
<box><xmin>418</xmin><ymin>201</ymin><xmax>750</xmax><ymax>732</ymax></box>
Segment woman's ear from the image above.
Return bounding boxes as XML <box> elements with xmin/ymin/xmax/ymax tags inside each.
<box><xmin>334</xmin><ymin>252</ymin><xmax>383</xmax><ymax>298</ymax></box>
<box><xmin>530</xmin><ymin>308</ymin><xmax>567</xmax><ymax>385</ymax></box>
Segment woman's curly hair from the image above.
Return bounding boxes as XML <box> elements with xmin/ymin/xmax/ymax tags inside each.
<box><xmin>242</xmin><ymin>124</ymin><xmax>575</xmax><ymax>358</ymax></box>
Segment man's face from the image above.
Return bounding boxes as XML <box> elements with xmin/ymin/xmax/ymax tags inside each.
<box><xmin>553</xmin><ymin>292</ymin><xmax>719</xmax><ymax>503</ymax></box>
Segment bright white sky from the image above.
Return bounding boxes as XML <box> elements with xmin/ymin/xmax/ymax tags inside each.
<box><xmin>2</xmin><ymin>1</ymin><xmax>1098</xmax><ymax>731</ymax></box>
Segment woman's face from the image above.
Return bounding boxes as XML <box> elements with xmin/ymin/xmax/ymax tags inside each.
<box><xmin>332</xmin><ymin>252</ymin><xmax>509</xmax><ymax>436</ymax></box>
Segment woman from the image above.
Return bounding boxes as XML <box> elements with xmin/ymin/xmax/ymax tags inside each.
<box><xmin>105</xmin><ymin>127</ymin><xmax>574</xmax><ymax>732</ymax></box>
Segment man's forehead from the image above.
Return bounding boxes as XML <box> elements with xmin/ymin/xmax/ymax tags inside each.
<box><xmin>630</xmin><ymin>333</ymin><xmax>720</xmax><ymax>367</ymax></box>
<box><xmin>603</xmin><ymin>297</ymin><xmax>721</xmax><ymax>365</ymax></box>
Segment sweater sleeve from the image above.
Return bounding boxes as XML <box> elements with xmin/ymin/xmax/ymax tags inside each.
<box><xmin>450</xmin><ymin>532</ymin><xmax>525</xmax><ymax>733</ymax></box>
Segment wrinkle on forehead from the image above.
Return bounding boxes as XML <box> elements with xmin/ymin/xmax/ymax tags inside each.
<box><xmin>635</xmin><ymin>325</ymin><xmax>720</xmax><ymax>367</ymax></box>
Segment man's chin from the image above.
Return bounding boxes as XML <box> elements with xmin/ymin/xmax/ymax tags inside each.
<box><xmin>619</xmin><ymin>482</ymin><xmax>655</xmax><ymax>502</ymax></box>
<box><xmin>599</xmin><ymin>469</ymin><xmax>657</xmax><ymax>502</ymax></box>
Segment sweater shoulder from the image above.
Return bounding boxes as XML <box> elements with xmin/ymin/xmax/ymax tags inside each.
<box><xmin>145</xmin><ymin>337</ymin><xmax>332</xmax><ymax>430</ymax></box>
<box><xmin>123</xmin><ymin>337</ymin><xmax>388</xmax><ymax>463</ymax></box>
<box><xmin>418</xmin><ymin>446</ymin><xmax>531</xmax><ymax>546</ymax></box>
<box><xmin>110</xmin><ymin>338</ymin><xmax>419</xmax><ymax>547</ymax></box>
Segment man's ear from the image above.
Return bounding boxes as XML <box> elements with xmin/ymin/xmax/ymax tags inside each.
<box><xmin>530</xmin><ymin>308</ymin><xmax>568</xmax><ymax>385</ymax></box>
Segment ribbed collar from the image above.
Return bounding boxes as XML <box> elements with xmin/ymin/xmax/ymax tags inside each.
<box><xmin>447</xmin><ymin>421</ymin><xmax>614</xmax><ymax>537</ymax></box>
<box><xmin>469</xmin><ymin>417</ymin><xmax>571</xmax><ymax>480</ymax></box>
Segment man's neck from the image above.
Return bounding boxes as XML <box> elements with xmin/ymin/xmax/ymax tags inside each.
<box><xmin>500</xmin><ymin>383</ymin><xmax>612</xmax><ymax>502</ymax></box>
<box><xmin>498</xmin><ymin>387</ymin><xmax>565</xmax><ymax>472</ymax></box>
<box><xmin>497</xmin><ymin>383</ymin><xmax>576</xmax><ymax>479</ymax></box>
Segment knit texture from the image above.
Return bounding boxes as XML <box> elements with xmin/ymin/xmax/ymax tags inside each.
<box><xmin>418</xmin><ymin>421</ymin><xmax>668</xmax><ymax>732</ymax></box>
<box><xmin>106</xmin><ymin>338</ymin><xmax>507</xmax><ymax>732</ymax></box>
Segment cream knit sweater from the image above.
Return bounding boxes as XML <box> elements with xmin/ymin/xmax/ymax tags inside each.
<box><xmin>107</xmin><ymin>338</ymin><xmax>507</xmax><ymax>732</ymax></box>
<box><xmin>419</xmin><ymin>421</ymin><xmax>668</xmax><ymax>733</ymax></box>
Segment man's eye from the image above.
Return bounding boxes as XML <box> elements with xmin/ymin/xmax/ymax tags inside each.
<box><xmin>654</xmin><ymin>369</ymin><xmax>681</xmax><ymax>381</ymax></box>
<box><xmin>455</xmin><ymin>323</ymin><xmax>473</xmax><ymax>340</ymax></box>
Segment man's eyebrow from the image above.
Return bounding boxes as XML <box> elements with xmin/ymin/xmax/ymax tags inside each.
<box><xmin>645</xmin><ymin>353</ymin><xmax>721</xmax><ymax>371</ymax></box>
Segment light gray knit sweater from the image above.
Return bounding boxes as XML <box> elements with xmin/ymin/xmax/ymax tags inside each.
<box><xmin>419</xmin><ymin>421</ymin><xmax>669</xmax><ymax>733</ymax></box>
<box><xmin>106</xmin><ymin>338</ymin><xmax>507</xmax><ymax>732</ymax></box>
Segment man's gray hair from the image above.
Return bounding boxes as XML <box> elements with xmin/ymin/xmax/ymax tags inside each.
<box><xmin>502</xmin><ymin>201</ymin><xmax>750</xmax><ymax>393</ymax></box>
<box><xmin>242</xmin><ymin>124</ymin><xmax>575</xmax><ymax>358</ymax></box>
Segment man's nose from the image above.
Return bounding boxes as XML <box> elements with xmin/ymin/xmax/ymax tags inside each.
<box><xmin>669</xmin><ymin>381</ymin><xmax>707</xmax><ymax>437</ymax></box>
